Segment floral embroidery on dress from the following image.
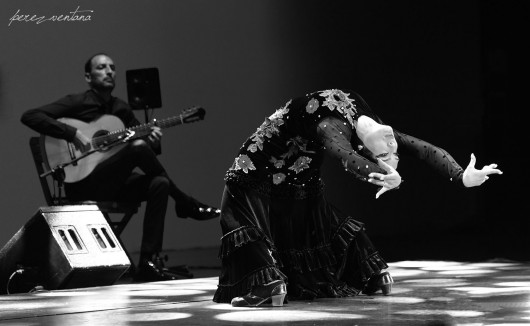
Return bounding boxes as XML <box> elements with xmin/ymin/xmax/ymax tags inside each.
<box><xmin>293</xmin><ymin>136</ymin><xmax>316</xmax><ymax>154</ymax></box>
<box><xmin>281</xmin><ymin>136</ymin><xmax>315</xmax><ymax>160</ymax></box>
<box><xmin>319</xmin><ymin>89</ymin><xmax>357</xmax><ymax>127</ymax></box>
<box><xmin>306</xmin><ymin>98</ymin><xmax>319</xmax><ymax>114</ymax></box>
<box><xmin>272</xmin><ymin>173</ymin><xmax>286</xmax><ymax>185</ymax></box>
<box><xmin>247</xmin><ymin>143</ymin><xmax>258</xmax><ymax>153</ymax></box>
<box><xmin>247</xmin><ymin>100</ymin><xmax>291</xmax><ymax>152</ymax></box>
<box><xmin>269</xmin><ymin>156</ymin><xmax>285</xmax><ymax>169</ymax></box>
<box><xmin>269</xmin><ymin>99</ymin><xmax>291</xmax><ymax>121</ymax></box>
<box><xmin>234</xmin><ymin>154</ymin><xmax>256</xmax><ymax>173</ymax></box>
<box><xmin>249</xmin><ymin>118</ymin><xmax>282</xmax><ymax>151</ymax></box>
<box><xmin>288</xmin><ymin>156</ymin><xmax>312</xmax><ymax>174</ymax></box>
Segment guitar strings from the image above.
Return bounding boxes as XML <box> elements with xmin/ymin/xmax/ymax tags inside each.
<box><xmin>91</xmin><ymin>114</ymin><xmax>185</xmax><ymax>147</ymax></box>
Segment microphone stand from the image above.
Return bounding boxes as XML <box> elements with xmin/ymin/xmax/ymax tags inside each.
<box><xmin>40</xmin><ymin>130</ymin><xmax>136</xmax><ymax>205</ymax></box>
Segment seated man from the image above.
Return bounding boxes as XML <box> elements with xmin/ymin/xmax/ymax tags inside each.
<box><xmin>21</xmin><ymin>53</ymin><xmax>220</xmax><ymax>282</ymax></box>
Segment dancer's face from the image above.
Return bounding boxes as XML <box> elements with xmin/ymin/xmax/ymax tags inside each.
<box><xmin>356</xmin><ymin>116</ymin><xmax>399</xmax><ymax>169</ymax></box>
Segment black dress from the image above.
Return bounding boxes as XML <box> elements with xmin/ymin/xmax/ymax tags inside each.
<box><xmin>213</xmin><ymin>89</ymin><xmax>464</xmax><ymax>302</ymax></box>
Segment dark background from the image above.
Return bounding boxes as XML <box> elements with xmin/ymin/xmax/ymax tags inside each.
<box><xmin>0</xmin><ymin>0</ymin><xmax>526</xmax><ymax>263</ymax></box>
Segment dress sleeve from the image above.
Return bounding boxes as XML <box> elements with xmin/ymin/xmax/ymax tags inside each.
<box><xmin>395</xmin><ymin>130</ymin><xmax>465</xmax><ymax>186</ymax></box>
<box><xmin>20</xmin><ymin>95</ymin><xmax>79</xmax><ymax>141</ymax></box>
<box><xmin>316</xmin><ymin>116</ymin><xmax>386</xmax><ymax>182</ymax></box>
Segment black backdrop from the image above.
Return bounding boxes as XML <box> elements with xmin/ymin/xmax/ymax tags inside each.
<box><xmin>273</xmin><ymin>0</ymin><xmax>528</xmax><ymax>261</ymax></box>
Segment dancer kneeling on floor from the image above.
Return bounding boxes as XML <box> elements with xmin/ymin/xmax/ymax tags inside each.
<box><xmin>212</xmin><ymin>89</ymin><xmax>502</xmax><ymax>307</ymax></box>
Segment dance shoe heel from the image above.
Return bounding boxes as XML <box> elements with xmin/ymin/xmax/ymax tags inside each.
<box><xmin>363</xmin><ymin>271</ymin><xmax>394</xmax><ymax>296</ymax></box>
<box><xmin>270</xmin><ymin>291</ymin><xmax>287</xmax><ymax>307</ymax></box>
<box><xmin>231</xmin><ymin>280</ymin><xmax>287</xmax><ymax>307</ymax></box>
<box><xmin>380</xmin><ymin>273</ymin><xmax>393</xmax><ymax>295</ymax></box>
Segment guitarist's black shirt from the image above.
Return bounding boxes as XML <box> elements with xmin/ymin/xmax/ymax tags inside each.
<box><xmin>21</xmin><ymin>89</ymin><xmax>140</xmax><ymax>142</ymax></box>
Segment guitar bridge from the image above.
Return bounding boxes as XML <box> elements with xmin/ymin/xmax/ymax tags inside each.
<box><xmin>67</xmin><ymin>142</ymin><xmax>78</xmax><ymax>166</ymax></box>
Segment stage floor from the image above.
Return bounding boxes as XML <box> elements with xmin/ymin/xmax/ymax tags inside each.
<box><xmin>0</xmin><ymin>260</ymin><xmax>529</xmax><ymax>325</ymax></box>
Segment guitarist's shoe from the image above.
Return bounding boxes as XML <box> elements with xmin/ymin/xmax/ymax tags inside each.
<box><xmin>175</xmin><ymin>198</ymin><xmax>220</xmax><ymax>221</ymax></box>
<box><xmin>133</xmin><ymin>260</ymin><xmax>181</xmax><ymax>282</ymax></box>
<box><xmin>153</xmin><ymin>253</ymin><xmax>194</xmax><ymax>279</ymax></box>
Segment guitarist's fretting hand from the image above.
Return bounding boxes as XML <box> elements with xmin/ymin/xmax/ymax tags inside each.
<box><xmin>148</xmin><ymin>126</ymin><xmax>163</xmax><ymax>147</ymax></box>
<box><xmin>73</xmin><ymin>129</ymin><xmax>91</xmax><ymax>152</ymax></box>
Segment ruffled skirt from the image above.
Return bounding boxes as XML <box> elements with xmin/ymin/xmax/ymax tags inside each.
<box><xmin>212</xmin><ymin>182</ymin><xmax>387</xmax><ymax>303</ymax></box>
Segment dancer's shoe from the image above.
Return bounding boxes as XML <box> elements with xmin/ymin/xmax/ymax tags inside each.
<box><xmin>362</xmin><ymin>271</ymin><xmax>394</xmax><ymax>295</ymax></box>
<box><xmin>231</xmin><ymin>280</ymin><xmax>287</xmax><ymax>307</ymax></box>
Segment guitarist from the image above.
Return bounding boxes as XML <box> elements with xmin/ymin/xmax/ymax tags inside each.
<box><xmin>21</xmin><ymin>53</ymin><xmax>220</xmax><ymax>282</ymax></box>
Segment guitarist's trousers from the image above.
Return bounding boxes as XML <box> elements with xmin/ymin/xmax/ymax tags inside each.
<box><xmin>64</xmin><ymin>140</ymin><xmax>187</xmax><ymax>263</ymax></box>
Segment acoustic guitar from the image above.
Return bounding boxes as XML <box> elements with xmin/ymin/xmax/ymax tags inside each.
<box><xmin>42</xmin><ymin>107</ymin><xmax>205</xmax><ymax>183</ymax></box>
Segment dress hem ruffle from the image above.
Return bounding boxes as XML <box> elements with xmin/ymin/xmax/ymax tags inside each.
<box><xmin>335</xmin><ymin>217</ymin><xmax>388</xmax><ymax>281</ymax></box>
<box><xmin>331</xmin><ymin>217</ymin><xmax>364</xmax><ymax>265</ymax></box>
<box><xmin>218</xmin><ymin>225</ymin><xmax>277</xmax><ymax>260</ymax></box>
<box><xmin>213</xmin><ymin>265</ymin><xmax>287</xmax><ymax>304</ymax></box>
<box><xmin>278</xmin><ymin>245</ymin><xmax>336</xmax><ymax>273</ymax></box>
<box><xmin>214</xmin><ymin>215</ymin><xmax>388</xmax><ymax>303</ymax></box>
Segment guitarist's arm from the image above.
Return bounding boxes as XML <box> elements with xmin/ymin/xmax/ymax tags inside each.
<box><xmin>21</xmin><ymin>92</ymin><xmax>162</xmax><ymax>154</ymax></box>
<box><xmin>21</xmin><ymin>94</ymin><xmax>82</xmax><ymax>142</ymax></box>
<box><xmin>72</xmin><ymin>129</ymin><xmax>91</xmax><ymax>152</ymax></box>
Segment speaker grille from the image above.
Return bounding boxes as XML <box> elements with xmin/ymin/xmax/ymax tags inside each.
<box><xmin>53</xmin><ymin>226</ymin><xmax>87</xmax><ymax>254</ymax></box>
<box><xmin>89</xmin><ymin>225</ymin><xmax>120</xmax><ymax>251</ymax></box>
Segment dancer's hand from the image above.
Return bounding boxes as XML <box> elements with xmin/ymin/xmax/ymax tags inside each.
<box><xmin>368</xmin><ymin>159</ymin><xmax>402</xmax><ymax>199</ymax></box>
<box><xmin>462</xmin><ymin>153</ymin><xmax>503</xmax><ymax>187</ymax></box>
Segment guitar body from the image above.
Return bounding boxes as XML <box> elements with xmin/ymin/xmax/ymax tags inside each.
<box><xmin>43</xmin><ymin>115</ymin><xmax>127</xmax><ymax>183</ymax></box>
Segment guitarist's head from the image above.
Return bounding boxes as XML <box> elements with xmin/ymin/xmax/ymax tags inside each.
<box><xmin>84</xmin><ymin>53</ymin><xmax>116</xmax><ymax>98</ymax></box>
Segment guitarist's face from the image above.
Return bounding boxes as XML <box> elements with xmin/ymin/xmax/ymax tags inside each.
<box><xmin>85</xmin><ymin>54</ymin><xmax>116</xmax><ymax>91</ymax></box>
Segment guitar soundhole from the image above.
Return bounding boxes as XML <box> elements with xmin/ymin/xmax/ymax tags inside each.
<box><xmin>93</xmin><ymin>130</ymin><xmax>112</xmax><ymax>151</ymax></box>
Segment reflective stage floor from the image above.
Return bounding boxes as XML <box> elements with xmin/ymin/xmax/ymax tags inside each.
<box><xmin>0</xmin><ymin>260</ymin><xmax>529</xmax><ymax>325</ymax></box>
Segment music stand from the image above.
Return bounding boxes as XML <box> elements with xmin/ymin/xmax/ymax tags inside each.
<box><xmin>126</xmin><ymin>68</ymin><xmax>162</xmax><ymax>122</ymax></box>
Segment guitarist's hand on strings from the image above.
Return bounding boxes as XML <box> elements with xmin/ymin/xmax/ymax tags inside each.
<box><xmin>148</xmin><ymin>126</ymin><xmax>163</xmax><ymax>147</ymax></box>
<box><xmin>73</xmin><ymin>129</ymin><xmax>91</xmax><ymax>153</ymax></box>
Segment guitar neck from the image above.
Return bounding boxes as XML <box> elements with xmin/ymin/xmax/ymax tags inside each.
<box><xmin>125</xmin><ymin>115</ymin><xmax>185</xmax><ymax>137</ymax></box>
<box><xmin>95</xmin><ymin>115</ymin><xmax>185</xmax><ymax>147</ymax></box>
<box><xmin>89</xmin><ymin>107</ymin><xmax>204</xmax><ymax>148</ymax></box>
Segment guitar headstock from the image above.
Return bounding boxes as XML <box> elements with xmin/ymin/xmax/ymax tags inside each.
<box><xmin>181</xmin><ymin>106</ymin><xmax>206</xmax><ymax>123</ymax></box>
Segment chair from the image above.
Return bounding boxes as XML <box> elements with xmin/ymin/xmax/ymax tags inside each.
<box><xmin>29</xmin><ymin>136</ymin><xmax>140</xmax><ymax>270</ymax></box>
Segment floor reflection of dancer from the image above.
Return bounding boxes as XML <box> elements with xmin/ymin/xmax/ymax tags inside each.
<box><xmin>213</xmin><ymin>89</ymin><xmax>502</xmax><ymax>307</ymax></box>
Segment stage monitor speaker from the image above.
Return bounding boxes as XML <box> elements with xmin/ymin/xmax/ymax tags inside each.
<box><xmin>126</xmin><ymin>67</ymin><xmax>162</xmax><ymax>111</ymax></box>
<box><xmin>0</xmin><ymin>205</ymin><xmax>131</xmax><ymax>294</ymax></box>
